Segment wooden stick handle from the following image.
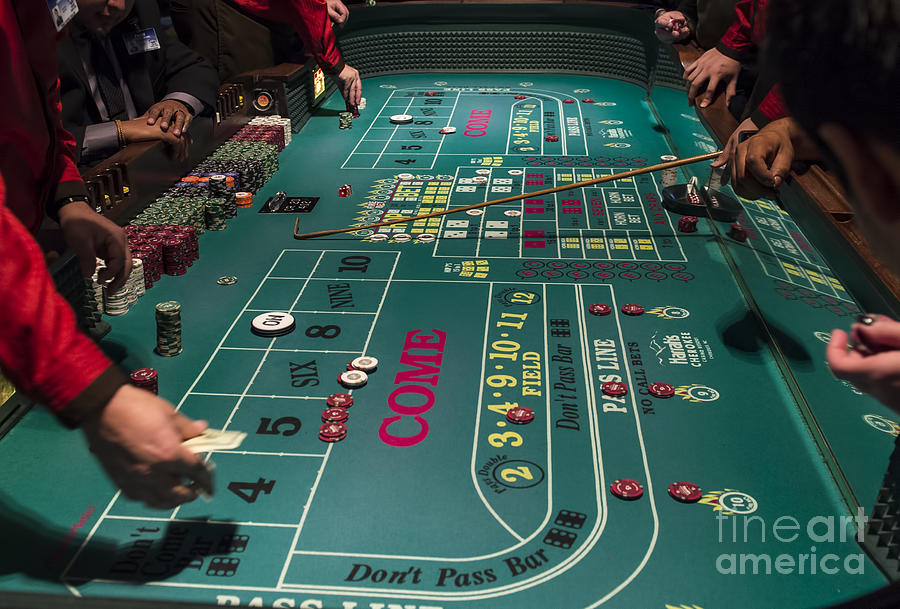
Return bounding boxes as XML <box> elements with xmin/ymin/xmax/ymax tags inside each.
<box><xmin>294</xmin><ymin>151</ymin><xmax>721</xmax><ymax>240</ymax></box>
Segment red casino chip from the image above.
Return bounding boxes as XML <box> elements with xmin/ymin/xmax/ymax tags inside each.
<box><xmin>610</xmin><ymin>478</ymin><xmax>644</xmax><ymax>500</ymax></box>
<box><xmin>326</xmin><ymin>392</ymin><xmax>354</xmax><ymax>408</ymax></box>
<box><xmin>545</xmin><ymin>135</ymin><xmax>559</xmax><ymax>142</ymax></box>
<box><xmin>668</xmin><ymin>481</ymin><xmax>702</xmax><ymax>503</ymax></box>
<box><xmin>506</xmin><ymin>406</ymin><xmax>535</xmax><ymax>425</ymax></box>
<box><xmin>318</xmin><ymin>430</ymin><xmax>347</xmax><ymax>443</ymax></box>
<box><xmin>601</xmin><ymin>381</ymin><xmax>628</xmax><ymax>397</ymax></box>
<box><xmin>648</xmin><ymin>382</ymin><xmax>675</xmax><ymax>398</ymax></box>
<box><xmin>621</xmin><ymin>303</ymin><xmax>645</xmax><ymax>316</ymax></box>
<box><xmin>589</xmin><ymin>303</ymin><xmax>612</xmax><ymax>316</ymax></box>
<box><xmin>322</xmin><ymin>407</ymin><xmax>349</xmax><ymax>424</ymax></box>
<box><xmin>319</xmin><ymin>422</ymin><xmax>347</xmax><ymax>439</ymax></box>
<box><xmin>563</xmin><ymin>99</ymin><xmax>575</xmax><ymax>104</ymax></box>
<box><xmin>581</xmin><ymin>98</ymin><xmax>595</xmax><ymax>103</ymax></box>
<box><xmin>424</xmin><ymin>91</ymin><xmax>438</xmax><ymax>97</ymax></box>
<box><xmin>514</xmin><ymin>94</ymin><xmax>527</xmax><ymax>100</ymax></box>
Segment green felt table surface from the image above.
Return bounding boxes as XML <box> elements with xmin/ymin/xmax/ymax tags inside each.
<box><xmin>0</xmin><ymin>73</ymin><xmax>896</xmax><ymax>609</ymax></box>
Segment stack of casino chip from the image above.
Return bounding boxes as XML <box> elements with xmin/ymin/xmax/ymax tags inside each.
<box><xmin>130</xmin><ymin>367</ymin><xmax>158</xmax><ymax>395</ymax></box>
<box><xmin>249</xmin><ymin>115</ymin><xmax>291</xmax><ymax>146</ymax></box>
<box><xmin>230</xmin><ymin>124</ymin><xmax>285</xmax><ymax>151</ymax></box>
<box><xmin>155</xmin><ymin>301</ymin><xmax>182</xmax><ymax>356</ymax></box>
<box><xmin>128</xmin><ymin>258</ymin><xmax>146</xmax><ymax>299</ymax></box>
<box><xmin>208</xmin><ymin>174</ymin><xmax>237</xmax><ymax>218</ymax></box>
<box><xmin>162</xmin><ymin>236</ymin><xmax>189</xmax><ymax>275</ymax></box>
<box><xmin>204</xmin><ymin>197</ymin><xmax>227</xmax><ymax>230</ymax></box>
<box><xmin>235</xmin><ymin>192</ymin><xmax>253</xmax><ymax>208</ymax></box>
<box><xmin>103</xmin><ymin>283</ymin><xmax>131</xmax><ymax>316</ymax></box>
<box><xmin>338</xmin><ymin>112</ymin><xmax>353</xmax><ymax>130</ymax></box>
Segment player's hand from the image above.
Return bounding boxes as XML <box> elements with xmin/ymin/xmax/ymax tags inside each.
<box><xmin>120</xmin><ymin>118</ymin><xmax>192</xmax><ymax>161</ymax></box>
<box><xmin>727</xmin><ymin>118</ymin><xmax>795</xmax><ymax>200</ymax></box>
<box><xmin>709</xmin><ymin>115</ymin><xmax>756</xmax><ymax>183</ymax></box>
<box><xmin>58</xmin><ymin>200</ymin><xmax>132</xmax><ymax>292</ymax></box>
<box><xmin>82</xmin><ymin>385</ymin><xmax>210</xmax><ymax>509</ymax></box>
<box><xmin>144</xmin><ymin>99</ymin><xmax>193</xmax><ymax>136</ymax></box>
<box><xmin>326</xmin><ymin>0</ymin><xmax>349</xmax><ymax>25</ymax></box>
<box><xmin>683</xmin><ymin>47</ymin><xmax>741</xmax><ymax>108</ymax></box>
<box><xmin>654</xmin><ymin>10</ymin><xmax>690</xmax><ymax>43</ymax></box>
<box><xmin>827</xmin><ymin>317</ymin><xmax>900</xmax><ymax>413</ymax></box>
<box><xmin>336</xmin><ymin>64</ymin><xmax>362</xmax><ymax>109</ymax></box>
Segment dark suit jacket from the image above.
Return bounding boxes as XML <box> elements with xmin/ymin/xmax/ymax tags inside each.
<box><xmin>58</xmin><ymin>0</ymin><xmax>218</xmax><ymax>162</ymax></box>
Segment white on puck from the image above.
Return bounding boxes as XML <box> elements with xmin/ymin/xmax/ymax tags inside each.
<box><xmin>339</xmin><ymin>369</ymin><xmax>368</xmax><ymax>387</ymax></box>
<box><xmin>351</xmin><ymin>356</ymin><xmax>379</xmax><ymax>372</ymax></box>
<box><xmin>390</xmin><ymin>114</ymin><xmax>414</xmax><ymax>124</ymax></box>
<box><xmin>251</xmin><ymin>311</ymin><xmax>295</xmax><ymax>337</ymax></box>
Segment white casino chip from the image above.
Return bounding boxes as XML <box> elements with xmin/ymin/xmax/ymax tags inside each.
<box><xmin>251</xmin><ymin>311</ymin><xmax>295</xmax><ymax>337</ymax></box>
<box><xmin>351</xmin><ymin>356</ymin><xmax>379</xmax><ymax>372</ymax></box>
<box><xmin>389</xmin><ymin>114</ymin><xmax>414</xmax><ymax>124</ymax></box>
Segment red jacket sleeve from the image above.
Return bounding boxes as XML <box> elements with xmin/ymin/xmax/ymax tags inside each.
<box><xmin>48</xmin><ymin>74</ymin><xmax>89</xmax><ymax>205</ymax></box>
<box><xmin>715</xmin><ymin>0</ymin><xmax>756</xmax><ymax>60</ymax></box>
<box><xmin>0</xmin><ymin>179</ymin><xmax>125</xmax><ymax>427</ymax></box>
<box><xmin>750</xmin><ymin>85</ymin><xmax>789</xmax><ymax>128</ymax></box>
<box><xmin>233</xmin><ymin>0</ymin><xmax>345</xmax><ymax>74</ymax></box>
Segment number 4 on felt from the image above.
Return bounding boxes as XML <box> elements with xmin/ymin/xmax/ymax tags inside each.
<box><xmin>228</xmin><ymin>478</ymin><xmax>276</xmax><ymax>503</ymax></box>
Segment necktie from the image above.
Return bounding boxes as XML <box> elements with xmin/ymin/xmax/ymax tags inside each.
<box><xmin>90</xmin><ymin>37</ymin><xmax>127</xmax><ymax>121</ymax></box>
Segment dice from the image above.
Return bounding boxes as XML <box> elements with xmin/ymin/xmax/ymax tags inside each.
<box><xmin>338</xmin><ymin>184</ymin><xmax>352</xmax><ymax>197</ymax></box>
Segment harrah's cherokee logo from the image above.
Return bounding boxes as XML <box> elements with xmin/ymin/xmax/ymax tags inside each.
<box><xmin>647</xmin><ymin>306</ymin><xmax>690</xmax><ymax>320</ymax></box>
<box><xmin>650</xmin><ymin>331</ymin><xmax>713</xmax><ymax>367</ymax></box>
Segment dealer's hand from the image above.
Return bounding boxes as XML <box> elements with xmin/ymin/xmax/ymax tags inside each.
<box><xmin>827</xmin><ymin>316</ymin><xmax>900</xmax><ymax>413</ymax></box>
<box><xmin>120</xmin><ymin>117</ymin><xmax>192</xmax><ymax>161</ymax></box>
<box><xmin>82</xmin><ymin>385</ymin><xmax>211</xmax><ymax>509</ymax></box>
<box><xmin>336</xmin><ymin>64</ymin><xmax>362</xmax><ymax>109</ymax></box>
<box><xmin>58</xmin><ymin>200</ymin><xmax>132</xmax><ymax>292</ymax></box>
<box><xmin>327</xmin><ymin>0</ymin><xmax>349</xmax><ymax>25</ymax></box>
<box><xmin>654</xmin><ymin>10</ymin><xmax>691</xmax><ymax>43</ymax></box>
<box><xmin>684</xmin><ymin>47</ymin><xmax>741</xmax><ymax>108</ymax></box>
<box><xmin>145</xmin><ymin>99</ymin><xmax>193</xmax><ymax>136</ymax></box>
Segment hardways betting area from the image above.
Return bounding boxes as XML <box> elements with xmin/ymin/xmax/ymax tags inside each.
<box><xmin>0</xmin><ymin>73</ymin><xmax>895</xmax><ymax>609</ymax></box>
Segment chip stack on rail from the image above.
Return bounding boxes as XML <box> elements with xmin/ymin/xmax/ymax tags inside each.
<box><xmin>249</xmin><ymin>115</ymin><xmax>292</xmax><ymax>146</ymax></box>
<box><xmin>130</xmin><ymin>367</ymin><xmax>159</xmax><ymax>394</ymax></box>
<box><xmin>339</xmin><ymin>111</ymin><xmax>353</xmax><ymax>130</ymax></box>
<box><xmin>155</xmin><ymin>301</ymin><xmax>182</xmax><ymax>356</ymax></box>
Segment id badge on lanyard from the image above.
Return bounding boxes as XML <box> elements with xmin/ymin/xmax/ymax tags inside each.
<box><xmin>46</xmin><ymin>0</ymin><xmax>78</xmax><ymax>32</ymax></box>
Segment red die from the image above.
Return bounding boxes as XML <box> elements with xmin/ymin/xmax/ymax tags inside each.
<box><xmin>338</xmin><ymin>184</ymin><xmax>352</xmax><ymax>197</ymax></box>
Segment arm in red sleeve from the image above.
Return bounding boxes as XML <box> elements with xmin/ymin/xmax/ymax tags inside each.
<box><xmin>47</xmin><ymin>76</ymin><xmax>89</xmax><ymax>205</ymax></box>
<box><xmin>233</xmin><ymin>0</ymin><xmax>345</xmax><ymax>74</ymax></box>
<box><xmin>0</xmin><ymin>182</ymin><xmax>126</xmax><ymax>428</ymax></box>
<box><xmin>287</xmin><ymin>0</ymin><xmax>344</xmax><ymax>74</ymax></box>
<box><xmin>715</xmin><ymin>0</ymin><xmax>756</xmax><ymax>61</ymax></box>
<box><xmin>750</xmin><ymin>85</ymin><xmax>789</xmax><ymax>128</ymax></box>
